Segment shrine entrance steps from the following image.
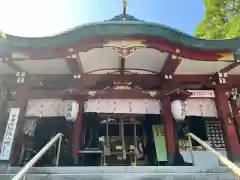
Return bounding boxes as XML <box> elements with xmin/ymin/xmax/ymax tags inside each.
<box><xmin>0</xmin><ymin>166</ymin><xmax>236</xmax><ymax>180</ymax></box>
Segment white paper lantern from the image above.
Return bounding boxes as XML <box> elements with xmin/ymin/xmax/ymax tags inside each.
<box><xmin>171</xmin><ymin>100</ymin><xmax>187</xmax><ymax>122</ymax></box>
<box><xmin>65</xmin><ymin>101</ymin><xmax>79</xmax><ymax>122</ymax></box>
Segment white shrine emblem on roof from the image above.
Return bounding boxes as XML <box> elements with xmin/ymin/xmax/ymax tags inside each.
<box><xmin>103</xmin><ymin>40</ymin><xmax>146</xmax><ymax>58</ymax></box>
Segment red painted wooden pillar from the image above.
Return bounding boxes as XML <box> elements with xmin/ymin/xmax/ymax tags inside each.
<box><xmin>162</xmin><ymin>96</ymin><xmax>176</xmax><ymax>164</ymax></box>
<box><xmin>229</xmin><ymin>100</ymin><xmax>240</xmax><ymax>141</ymax></box>
<box><xmin>72</xmin><ymin>102</ymin><xmax>84</xmax><ymax>164</ymax></box>
<box><xmin>215</xmin><ymin>88</ymin><xmax>240</xmax><ymax>161</ymax></box>
<box><xmin>161</xmin><ymin>88</ymin><xmax>191</xmax><ymax>164</ymax></box>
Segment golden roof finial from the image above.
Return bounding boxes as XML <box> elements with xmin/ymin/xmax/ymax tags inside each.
<box><xmin>122</xmin><ymin>0</ymin><xmax>127</xmax><ymax>15</ymax></box>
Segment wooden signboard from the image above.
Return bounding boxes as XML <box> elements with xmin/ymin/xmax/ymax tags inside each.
<box><xmin>152</xmin><ymin>125</ymin><xmax>167</xmax><ymax>162</ymax></box>
<box><xmin>0</xmin><ymin>108</ymin><xmax>20</xmax><ymax>160</ymax></box>
<box><xmin>188</xmin><ymin>90</ymin><xmax>215</xmax><ymax>98</ymax></box>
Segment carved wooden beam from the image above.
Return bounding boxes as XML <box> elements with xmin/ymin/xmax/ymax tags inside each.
<box><xmin>2</xmin><ymin>73</ymin><xmax>240</xmax><ymax>92</ymax></box>
<box><xmin>1</xmin><ymin>57</ymin><xmax>26</xmax><ymax>73</ymax></box>
<box><xmin>210</xmin><ymin>55</ymin><xmax>240</xmax><ymax>85</ymax></box>
<box><xmin>65</xmin><ymin>53</ymin><xmax>84</xmax><ymax>78</ymax></box>
<box><xmin>0</xmin><ymin>57</ymin><xmax>29</xmax><ymax>84</ymax></box>
<box><xmin>220</xmin><ymin>61</ymin><xmax>240</xmax><ymax>74</ymax></box>
<box><xmin>160</xmin><ymin>53</ymin><xmax>182</xmax><ymax>80</ymax></box>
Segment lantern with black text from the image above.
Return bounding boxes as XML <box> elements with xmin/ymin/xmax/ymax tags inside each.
<box><xmin>171</xmin><ymin>100</ymin><xmax>187</xmax><ymax>122</ymax></box>
<box><xmin>65</xmin><ymin>101</ymin><xmax>79</xmax><ymax>122</ymax></box>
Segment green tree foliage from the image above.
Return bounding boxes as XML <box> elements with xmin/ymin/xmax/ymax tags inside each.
<box><xmin>195</xmin><ymin>0</ymin><xmax>240</xmax><ymax>39</ymax></box>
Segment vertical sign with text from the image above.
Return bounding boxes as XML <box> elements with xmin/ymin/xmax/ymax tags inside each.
<box><xmin>0</xmin><ymin>108</ymin><xmax>20</xmax><ymax>160</ymax></box>
<box><xmin>152</xmin><ymin>125</ymin><xmax>167</xmax><ymax>162</ymax></box>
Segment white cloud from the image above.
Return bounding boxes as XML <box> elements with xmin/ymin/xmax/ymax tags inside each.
<box><xmin>0</xmin><ymin>0</ymin><xmax>75</xmax><ymax>37</ymax></box>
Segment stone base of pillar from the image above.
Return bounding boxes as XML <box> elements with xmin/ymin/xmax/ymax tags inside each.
<box><xmin>215</xmin><ymin>88</ymin><xmax>240</xmax><ymax>161</ymax></box>
<box><xmin>230</xmin><ymin>154</ymin><xmax>240</xmax><ymax>162</ymax></box>
<box><xmin>168</xmin><ymin>154</ymin><xmax>175</xmax><ymax>165</ymax></box>
<box><xmin>73</xmin><ymin>156</ymin><xmax>79</xmax><ymax>165</ymax></box>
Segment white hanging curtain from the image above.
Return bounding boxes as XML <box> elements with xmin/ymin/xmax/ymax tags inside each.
<box><xmin>25</xmin><ymin>99</ymin><xmax>74</xmax><ymax>117</ymax></box>
<box><xmin>25</xmin><ymin>98</ymin><xmax>216</xmax><ymax>117</ymax></box>
<box><xmin>185</xmin><ymin>98</ymin><xmax>217</xmax><ymax>117</ymax></box>
<box><xmin>84</xmin><ymin>99</ymin><xmax>161</xmax><ymax>114</ymax></box>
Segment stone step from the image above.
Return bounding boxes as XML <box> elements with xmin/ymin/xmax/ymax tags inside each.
<box><xmin>0</xmin><ymin>172</ymin><xmax>237</xmax><ymax>180</ymax></box>
<box><xmin>0</xmin><ymin>166</ymin><xmax>237</xmax><ymax>180</ymax></box>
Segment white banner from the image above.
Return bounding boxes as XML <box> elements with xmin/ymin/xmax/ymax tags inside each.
<box><xmin>84</xmin><ymin>99</ymin><xmax>161</xmax><ymax>114</ymax></box>
<box><xmin>0</xmin><ymin>108</ymin><xmax>20</xmax><ymax>160</ymax></box>
<box><xmin>188</xmin><ymin>90</ymin><xmax>215</xmax><ymax>98</ymax></box>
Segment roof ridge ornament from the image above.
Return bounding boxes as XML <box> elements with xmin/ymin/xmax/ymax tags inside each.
<box><xmin>106</xmin><ymin>0</ymin><xmax>142</xmax><ymax>21</ymax></box>
<box><xmin>122</xmin><ymin>0</ymin><xmax>127</xmax><ymax>20</ymax></box>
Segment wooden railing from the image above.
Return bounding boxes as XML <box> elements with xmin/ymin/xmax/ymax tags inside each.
<box><xmin>187</xmin><ymin>133</ymin><xmax>240</xmax><ymax>179</ymax></box>
<box><xmin>12</xmin><ymin>133</ymin><xmax>63</xmax><ymax>180</ymax></box>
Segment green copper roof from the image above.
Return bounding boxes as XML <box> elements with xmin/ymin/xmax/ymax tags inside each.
<box><xmin>2</xmin><ymin>15</ymin><xmax>240</xmax><ymax>51</ymax></box>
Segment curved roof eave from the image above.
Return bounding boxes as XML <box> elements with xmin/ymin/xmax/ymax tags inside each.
<box><xmin>3</xmin><ymin>20</ymin><xmax>240</xmax><ymax>51</ymax></box>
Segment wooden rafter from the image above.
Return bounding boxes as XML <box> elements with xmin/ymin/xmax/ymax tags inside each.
<box><xmin>65</xmin><ymin>54</ymin><xmax>84</xmax><ymax>75</ymax></box>
<box><xmin>217</xmin><ymin>54</ymin><xmax>240</xmax><ymax>74</ymax></box>
<box><xmin>76</xmin><ymin>54</ymin><xmax>84</xmax><ymax>74</ymax></box>
<box><xmin>159</xmin><ymin>53</ymin><xmax>182</xmax><ymax>84</ymax></box>
<box><xmin>211</xmin><ymin>55</ymin><xmax>240</xmax><ymax>84</ymax></box>
<box><xmin>220</xmin><ymin>61</ymin><xmax>240</xmax><ymax>73</ymax></box>
<box><xmin>3</xmin><ymin>58</ymin><xmax>26</xmax><ymax>73</ymax></box>
<box><xmin>66</xmin><ymin>58</ymin><xmax>81</xmax><ymax>74</ymax></box>
<box><xmin>160</xmin><ymin>53</ymin><xmax>182</xmax><ymax>76</ymax></box>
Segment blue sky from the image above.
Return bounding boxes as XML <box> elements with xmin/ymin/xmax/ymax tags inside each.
<box><xmin>0</xmin><ymin>0</ymin><xmax>204</xmax><ymax>37</ymax></box>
